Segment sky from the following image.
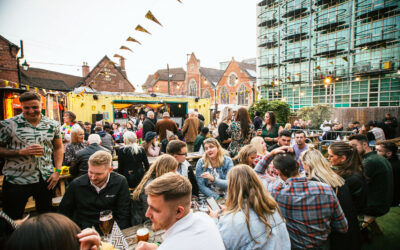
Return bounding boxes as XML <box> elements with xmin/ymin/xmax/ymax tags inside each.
<box><xmin>0</xmin><ymin>0</ymin><xmax>258</xmax><ymax>91</ymax></box>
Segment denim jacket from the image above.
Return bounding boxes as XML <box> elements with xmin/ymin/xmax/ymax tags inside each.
<box><xmin>195</xmin><ymin>156</ymin><xmax>233</xmax><ymax>199</ymax></box>
<box><xmin>217</xmin><ymin>209</ymin><xmax>291</xmax><ymax>250</ymax></box>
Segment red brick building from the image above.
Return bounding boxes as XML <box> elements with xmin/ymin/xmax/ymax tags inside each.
<box><xmin>142</xmin><ymin>67</ymin><xmax>186</xmax><ymax>94</ymax></box>
<box><xmin>0</xmin><ymin>35</ymin><xmax>20</xmax><ymax>84</ymax></box>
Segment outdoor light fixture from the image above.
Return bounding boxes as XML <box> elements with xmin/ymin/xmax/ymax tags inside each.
<box><xmin>355</xmin><ymin>76</ymin><xmax>361</xmax><ymax>81</ymax></box>
<box><xmin>178</xmin><ymin>104</ymin><xmax>181</xmax><ymax>108</ymax></box>
<box><xmin>335</xmin><ymin>77</ymin><xmax>340</xmax><ymax>81</ymax></box>
<box><xmin>22</xmin><ymin>60</ymin><xmax>30</xmax><ymax>71</ymax></box>
<box><xmin>324</xmin><ymin>77</ymin><xmax>332</xmax><ymax>84</ymax></box>
<box><xmin>300</xmin><ymin>92</ymin><xmax>305</xmax><ymax>96</ymax></box>
<box><xmin>397</xmin><ymin>66</ymin><xmax>400</xmax><ymax>75</ymax></box>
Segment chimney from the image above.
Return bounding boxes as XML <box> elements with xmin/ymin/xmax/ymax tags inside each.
<box><xmin>119</xmin><ymin>57</ymin><xmax>125</xmax><ymax>71</ymax></box>
<box><xmin>82</xmin><ymin>62</ymin><xmax>90</xmax><ymax>77</ymax></box>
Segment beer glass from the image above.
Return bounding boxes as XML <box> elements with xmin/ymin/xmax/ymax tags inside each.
<box><xmin>99</xmin><ymin>210</ymin><xmax>114</xmax><ymax>242</ymax></box>
<box><xmin>136</xmin><ymin>228</ymin><xmax>150</xmax><ymax>242</ymax></box>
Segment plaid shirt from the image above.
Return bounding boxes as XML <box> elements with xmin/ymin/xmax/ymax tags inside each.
<box><xmin>257</xmin><ymin>154</ymin><xmax>348</xmax><ymax>248</ymax></box>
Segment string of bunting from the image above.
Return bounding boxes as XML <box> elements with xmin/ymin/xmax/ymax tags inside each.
<box><xmin>0</xmin><ymin>79</ymin><xmax>59</xmax><ymax>95</ymax></box>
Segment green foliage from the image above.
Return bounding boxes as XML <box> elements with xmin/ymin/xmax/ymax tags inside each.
<box><xmin>249</xmin><ymin>100</ymin><xmax>291</xmax><ymax>125</ymax></box>
<box><xmin>297</xmin><ymin>105</ymin><xmax>332</xmax><ymax>127</ymax></box>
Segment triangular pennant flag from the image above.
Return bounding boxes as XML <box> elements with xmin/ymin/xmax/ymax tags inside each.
<box><xmin>329</xmin><ymin>61</ymin><xmax>334</xmax><ymax>65</ymax></box>
<box><xmin>26</xmin><ymin>85</ymin><xmax>30</xmax><ymax>90</ymax></box>
<box><xmin>113</xmin><ymin>54</ymin><xmax>125</xmax><ymax>59</ymax></box>
<box><xmin>108</xmin><ymin>61</ymin><xmax>117</xmax><ymax>65</ymax></box>
<box><xmin>34</xmin><ymin>87</ymin><xmax>38</xmax><ymax>93</ymax></box>
<box><xmin>120</xmin><ymin>46</ymin><xmax>133</xmax><ymax>52</ymax></box>
<box><xmin>135</xmin><ymin>25</ymin><xmax>151</xmax><ymax>35</ymax></box>
<box><xmin>15</xmin><ymin>83</ymin><xmax>19</xmax><ymax>88</ymax></box>
<box><xmin>315</xmin><ymin>66</ymin><xmax>321</xmax><ymax>70</ymax></box>
<box><xmin>4</xmin><ymin>80</ymin><xmax>8</xmax><ymax>87</ymax></box>
<box><xmin>145</xmin><ymin>10</ymin><xmax>163</xmax><ymax>26</ymax></box>
<box><xmin>177</xmin><ymin>0</ymin><xmax>182</xmax><ymax>3</ymax></box>
<box><xmin>126</xmin><ymin>37</ymin><xmax>142</xmax><ymax>44</ymax></box>
<box><xmin>342</xmin><ymin>56</ymin><xmax>348</xmax><ymax>62</ymax></box>
<box><xmin>296</xmin><ymin>73</ymin><xmax>301</xmax><ymax>77</ymax></box>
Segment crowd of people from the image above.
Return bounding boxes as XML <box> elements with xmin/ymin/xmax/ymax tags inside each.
<box><xmin>0</xmin><ymin>91</ymin><xmax>399</xmax><ymax>250</ymax></box>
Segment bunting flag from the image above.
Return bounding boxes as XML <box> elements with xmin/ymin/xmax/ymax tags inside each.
<box><xmin>296</xmin><ymin>73</ymin><xmax>301</xmax><ymax>77</ymax></box>
<box><xmin>315</xmin><ymin>66</ymin><xmax>321</xmax><ymax>70</ymax></box>
<box><xmin>26</xmin><ymin>85</ymin><xmax>30</xmax><ymax>90</ymax></box>
<box><xmin>120</xmin><ymin>46</ymin><xmax>133</xmax><ymax>52</ymax></box>
<box><xmin>342</xmin><ymin>56</ymin><xmax>348</xmax><ymax>62</ymax></box>
<box><xmin>329</xmin><ymin>61</ymin><xmax>334</xmax><ymax>65</ymax></box>
<box><xmin>126</xmin><ymin>37</ymin><xmax>142</xmax><ymax>44</ymax></box>
<box><xmin>4</xmin><ymin>80</ymin><xmax>8</xmax><ymax>87</ymax></box>
<box><xmin>286</xmin><ymin>76</ymin><xmax>291</xmax><ymax>81</ymax></box>
<box><xmin>15</xmin><ymin>83</ymin><xmax>19</xmax><ymax>88</ymax></box>
<box><xmin>113</xmin><ymin>54</ymin><xmax>125</xmax><ymax>59</ymax></box>
<box><xmin>108</xmin><ymin>61</ymin><xmax>117</xmax><ymax>65</ymax></box>
<box><xmin>177</xmin><ymin>0</ymin><xmax>182</xmax><ymax>3</ymax></box>
<box><xmin>135</xmin><ymin>25</ymin><xmax>151</xmax><ymax>35</ymax></box>
<box><xmin>145</xmin><ymin>11</ymin><xmax>163</xmax><ymax>26</ymax></box>
<box><xmin>34</xmin><ymin>87</ymin><xmax>38</xmax><ymax>93</ymax></box>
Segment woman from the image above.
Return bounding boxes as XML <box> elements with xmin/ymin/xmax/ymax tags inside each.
<box><xmin>227</xmin><ymin>107</ymin><xmax>256</xmax><ymax>157</ymax></box>
<box><xmin>196</xmin><ymin>138</ymin><xmax>233</xmax><ymax>199</ymax></box>
<box><xmin>250</xmin><ymin>136</ymin><xmax>268</xmax><ymax>165</ymax></box>
<box><xmin>117</xmin><ymin>131</ymin><xmax>150</xmax><ymax>188</ymax></box>
<box><xmin>217</xmin><ymin>106</ymin><xmax>233</xmax><ymax>149</ymax></box>
<box><xmin>233</xmin><ymin>145</ymin><xmax>258</xmax><ymax>168</ymax></box>
<box><xmin>261</xmin><ymin>111</ymin><xmax>283</xmax><ymax>147</ymax></box>
<box><xmin>135</xmin><ymin>114</ymin><xmax>146</xmax><ymax>128</ymax></box>
<box><xmin>61</xmin><ymin>111</ymin><xmax>81</xmax><ymax>144</ymax></box>
<box><xmin>111</xmin><ymin>123</ymin><xmax>123</xmax><ymax>143</ymax></box>
<box><xmin>63</xmin><ymin>128</ymin><xmax>87</xmax><ymax>166</ymax></box>
<box><xmin>125</xmin><ymin>121</ymin><xmax>135</xmax><ymax>132</ymax></box>
<box><xmin>301</xmin><ymin>146</ymin><xmax>361</xmax><ymax>250</ymax></box>
<box><xmin>328</xmin><ymin>142</ymin><xmax>367</xmax><ymax>214</ymax></box>
<box><xmin>141</xmin><ymin>131</ymin><xmax>160</xmax><ymax>157</ymax></box>
<box><xmin>209</xmin><ymin>164</ymin><xmax>290</xmax><ymax>250</ymax></box>
<box><xmin>131</xmin><ymin>155</ymin><xmax>178</xmax><ymax>225</ymax></box>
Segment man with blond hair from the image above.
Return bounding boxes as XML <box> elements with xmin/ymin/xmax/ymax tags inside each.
<box><xmin>59</xmin><ymin>151</ymin><xmax>131</xmax><ymax>231</ymax></box>
<box><xmin>136</xmin><ymin>173</ymin><xmax>224</xmax><ymax>250</ymax></box>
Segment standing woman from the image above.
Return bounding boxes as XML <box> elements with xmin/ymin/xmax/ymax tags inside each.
<box><xmin>117</xmin><ymin>131</ymin><xmax>150</xmax><ymax>188</ymax></box>
<box><xmin>250</xmin><ymin>136</ymin><xmax>268</xmax><ymax>165</ymax></box>
<box><xmin>196</xmin><ymin>138</ymin><xmax>233</xmax><ymax>200</ymax></box>
<box><xmin>61</xmin><ymin>111</ymin><xmax>81</xmax><ymax>144</ymax></box>
<box><xmin>227</xmin><ymin>107</ymin><xmax>256</xmax><ymax>157</ymax></box>
<box><xmin>261</xmin><ymin>111</ymin><xmax>283</xmax><ymax>147</ymax></box>
<box><xmin>63</xmin><ymin>128</ymin><xmax>87</xmax><ymax>166</ymax></box>
<box><xmin>217</xmin><ymin>106</ymin><xmax>233</xmax><ymax>149</ymax></box>
<box><xmin>209</xmin><ymin>164</ymin><xmax>290</xmax><ymax>250</ymax></box>
<box><xmin>301</xmin><ymin>146</ymin><xmax>361</xmax><ymax>250</ymax></box>
<box><xmin>328</xmin><ymin>142</ymin><xmax>367</xmax><ymax>214</ymax></box>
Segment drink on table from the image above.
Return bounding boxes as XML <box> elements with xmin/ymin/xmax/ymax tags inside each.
<box><xmin>136</xmin><ymin>227</ymin><xmax>150</xmax><ymax>242</ymax></box>
<box><xmin>99</xmin><ymin>210</ymin><xmax>114</xmax><ymax>242</ymax></box>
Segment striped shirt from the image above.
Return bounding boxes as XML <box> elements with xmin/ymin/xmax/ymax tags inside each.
<box><xmin>0</xmin><ymin>113</ymin><xmax>61</xmax><ymax>184</ymax></box>
<box><xmin>256</xmin><ymin>154</ymin><xmax>348</xmax><ymax>248</ymax></box>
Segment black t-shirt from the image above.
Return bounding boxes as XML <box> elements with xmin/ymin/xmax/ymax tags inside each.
<box><xmin>218</xmin><ymin>122</ymin><xmax>230</xmax><ymax>149</ymax></box>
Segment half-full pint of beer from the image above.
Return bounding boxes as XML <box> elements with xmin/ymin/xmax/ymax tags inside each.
<box><xmin>136</xmin><ymin>228</ymin><xmax>150</xmax><ymax>242</ymax></box>
<box><xmin>99</xmin><ymin>214</ymin><xmax>114</xmax><ymax>236</ymax></box>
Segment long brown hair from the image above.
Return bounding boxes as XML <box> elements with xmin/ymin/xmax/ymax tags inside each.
<box><xmin>225</xmin><ymin>164</ymin><xmax>281</xmax><ymax>242</ymax></box>
<box><xmin>329</xmin><ymin>142</ymin><xmax>364</xmax><ymax>177</ymax></box>
<box><xmin>265</xmin><ymin>111</ymin><xmax>276</xmax><ymax>131</ymax></box>
<box><xmin>233</xmin><ymin>145</ymin><xmax>258</xmax><ymax>167</ymax></box>
<box><xmin>235</xmin><ymin>107</ymin><xmax>251</xmax><ymax>139</ymax></box>
<box><xmin>132</xmin><ymin>154</ymin><xmax>178</xmax><ymax>200</ymax></box>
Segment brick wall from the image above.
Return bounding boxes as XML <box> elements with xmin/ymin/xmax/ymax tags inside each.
<box><xmin>151</xmin><ymin>80</ymin><xmax>185</xmax><ymax>95</ymax></box>
<box><xmin>0</xmin><ymin>38</ymin><xmax>19</xmax><ymax>83</ymax></box>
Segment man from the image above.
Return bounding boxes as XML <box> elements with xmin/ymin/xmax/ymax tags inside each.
<box><xmin>84</xmin><ymin>122</ymin><xmax>92</xmax><ymax>141</ymax></box>
<box><xmin>0</xmin><ymin>92</ymin><xmax>63</xmax><ymax>219</ymax></box>
<box><xmin>182</xmin><ymin>111</ymin><xmax>199</xmax><ymax>152</ymax></box>
<box><xmin>267</xmin><ymin>130</ymin><xmax>291</xmax><ymax>152</ymax></box>
<box><xmin>136</xmin><ymin>173</ymin><xmax>225</xmax><ymax>250</ymax></box>
<box><xmin>349</xmin><ymin>134</ymin><xmax>393</xmax><ymax>217</ymax></box>
<box><xmin>59</xmin><ymin>151</ymin><xmax>131</xmax><ymax>231</ymax></box>
<box><xmin>143</xmin><ymin>111</ymin><xmax>156</xmax><ymax>139</ymax></box>
<box><xmin>194</xmin><ymin>108</ymin><xmax>205</xmax><ymax>122</ymax></box>
<box><xmin>293</xmin><ymin>130</ymin><xmax>309</xmax><ymax>172</ymax></box>
<box><xmin>167</xmin><ymin>140</ymin><xmax>199</xmax><ymax>196</ymax></box>
<box><xmin>367</xmin><ymin>121</ymin><xmax>386</xmax><ymax>142</ymax></box>
<box><xmin>155</xmin><ymin>112</ymin><xmax>178</xmax><ymax>141</ymax></box>
<box><xmin>382</xmin><ymin>113</ymin><xmax>398</xmax><ymax>139</ymax></box>
<box><xmin>256</xmin><ymin>150</ymin><xmax>348</xmax><ymax>249</ymax></box>
<box><xmin>375</xmin><ymin>140</ymin><xmax>400</xmax><ymax>207</ymax></box>
<box><xmin>194</xmin><ymin>111</ymin><xmax>204</xmax><ymax>132</ymax></box>
<box><xmin>194</xmin><ymin>127</ymin><xmax>209</xmax><ymax>152</ymax></box>
<box><xmin>253</xmin><ymin>111</ymin><xmax>263</xmax><ymax>131</ymax></box>
<box><xmin>291</xmin><ymin>120</ymin><xmax>300</xmax><ymax>130</ymax></box>
<box><xmin>72</xmin><ymin>134</ymin><xmax>109</xmax><ymax>176</ymax></box>
<box><xmin>95</xmin><ymin>126</ymin><xmax>113</xmax><ymax>153</ymax></box>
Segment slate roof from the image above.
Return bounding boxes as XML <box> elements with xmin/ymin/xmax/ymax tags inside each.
<box><xmin>142</xmin><ymin>68</ymin><xmax>186</xmax><ymax>89</ymax></box>
<box><xmin>237</xmin><ymin>62</ymin><xmax>257</xmax><ymax>80</ymax></box>
<box><xmin>199</xmin><ymin>67</ymin><xmax>225</xmax><ymax>87</ymax></box>
<box><xmin>0</xmin><ymin>35</ymin><xmax>19</xmax><ymax>49</ymax></box>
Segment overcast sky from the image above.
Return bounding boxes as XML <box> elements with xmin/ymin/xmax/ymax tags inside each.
<box><xmin>0</xmin><ymin>0</ymin><xmax>258</xmax><ymax>91</ymax></box>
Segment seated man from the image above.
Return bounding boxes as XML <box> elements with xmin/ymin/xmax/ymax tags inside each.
<box><xmin>59</xmin><ymin>151</ymin><xmax>131</xmax><ymax>231</ymax></box>
<box><xmin>267</xmin><ymin>130</ymin><xmax>291</xmax><ymax>152</ymax></box>
<box><xmin>136</xmin><ymin>173</ymin><xmax>225</xmax><ymax>250</ymax></box>
<box><xmin>256</xmin><ymin>149</ymin><xmax>348</xmax><ymax>249</ymax></box>
<box><xmin>167</xmin><ymin>140</ymin><xmax>199</xmax><ymax>196</ymax></box>
<box><xmin>72</xmin><ymin>134</ymin><xmax>109</xmax><ymax>176</ymax></box>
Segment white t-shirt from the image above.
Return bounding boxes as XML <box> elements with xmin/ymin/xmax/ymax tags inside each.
<box><xmin>159</xmin><ymin>212</ymin><xmax>225</xmax><ymax>250</ymax></box>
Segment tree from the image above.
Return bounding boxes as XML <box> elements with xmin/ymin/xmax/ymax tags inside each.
<box><xmin>297</xmin><ymin>105</ymin><xmax>332</xmax><ymax>128</ymax></box>
<box><xmin>248</xmin><ymin>100</ymin><xmax>291</xmax><ymax>125</ymax></box>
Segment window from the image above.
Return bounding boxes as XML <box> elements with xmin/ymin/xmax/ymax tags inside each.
<box><xmin>237</xmin><ymin>84</ymin><xmax>249</xmax><ymax>105</ymax></box>
<box><xmin>202</xmin><ymin>89</ymin><xmax>211</xmax><ymax>98</ymax></box>
<box><xmin>228</xmin><ymin>73</ymin><xmax>238</xmax><ymax>86</ymax></box>
<box><xmin>190</xmin><ymin>64</ymin><xmax>194</xmax><ymax>71</ymax></box>
<box><xmin>221</xmin><ymin>86</ymin><xmax>229</xmax><ymax>104</ymax></box>
<box><xmin>188</xmin><ymin>79</ymin><xmax>197</xmax><ymax>96</ymax></box>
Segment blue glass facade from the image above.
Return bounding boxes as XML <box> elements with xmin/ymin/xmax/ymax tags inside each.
<box><xmin>256</xmin><ymin>0</ymin><xmax>400</xmax><ymax>109</ymax></box>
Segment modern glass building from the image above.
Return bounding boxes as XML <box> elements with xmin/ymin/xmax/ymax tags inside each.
<box><xmin>256</xmin><ymin>0</ymin><xmax>400</xmax><ymax>109</ymax></box>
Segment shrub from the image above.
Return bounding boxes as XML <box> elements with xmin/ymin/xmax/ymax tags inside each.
<box><xmin>249</xmin><ymin>100</ymin><xmax>291</xmax><ymax>125</ymax></box>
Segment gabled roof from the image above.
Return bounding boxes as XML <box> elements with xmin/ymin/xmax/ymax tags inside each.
<box><xmin>199</xmin><ymin>67</ymin><xmax>224</xmax><ymax>87</ymax></box>
<box><xmin>0</xmin><ymin>35</ymin><xmax>19</xmax><ymax>49</ymax></box>
<box><xmin>142</xmin><ymin>68</ymin><xmax>186</xmax><ymax>88</ymax></box>
<box><xmin>22</xmin><ymin>67</ymin><xmax>83</xmax><ymax>89</ymax></box>
<box><xmin>21</xmin><ymin>73</ymin><xmax>72</xmax><ymax>91</ymax></box>
<box><xmin>237</xmin><ymin>62</ymin><xmax>257</xmax><ymax>80</ymax></box>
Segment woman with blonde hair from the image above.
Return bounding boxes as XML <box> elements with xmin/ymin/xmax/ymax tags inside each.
<box><xmin>250</xmin><ymin>136</ymin><xmax>268</xmax><ymax>165</ymax></box>
<box><xmin>217</xmin><ymin>106</ymin><xmax>233</xmax><ymax>149</ymax></box>
<box><xmin>63</xmin><ymin>127</ymin><xmax>87</xmax><ymax>166</ymax></box>
<box><xmin>233</xmin><ymin>145</ymin><xmax>258</xmax><ymax>168</ymax></box>
<box><xmin>209</xmin><ymin>164</ymin><xmax>290</xmax><ymax>249</ymax></box>
<box><xmin>196</xmin><ymin>138</ymin><xmax>233</xmax><ymax>199</ymax></box>
<box><xmin>131</xmin><ymin>154</ymin><xmax>178</xmax><ymax>225</ymax></box>
<box><xmin>300</xmin><ymin>145</ymin><xmax>361</xmax><ymax>250</ymax></box>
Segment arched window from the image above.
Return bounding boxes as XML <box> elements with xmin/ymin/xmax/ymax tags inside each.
<box><xmin>221</xmin><ymin>86</ymin><xmax>229</xmax><ymax>104</ymax></box>
<box><xmin>202</xmin><ymin>89</ymin><xmax>211</xmax><ymax>98</ymax></box>
<box><xmin>188</xmin><ymin>79</ymin><xmax>197</xmax><ymax>96</ymax></box>
<box><xmin>228</xmin><ymin>73</ymin><xmax>238</xmax><ymax>86</ymax></box>
<box><xmin>237</xmin><ymin>84</ymin><xmax>249</xmax><ymax>105</ymax></box>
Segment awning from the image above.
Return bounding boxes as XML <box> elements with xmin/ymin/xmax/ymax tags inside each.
<box><xmin>113</xmin><ymin>103</ymin><xmax>134</xmax><ymax>109</ymax></box>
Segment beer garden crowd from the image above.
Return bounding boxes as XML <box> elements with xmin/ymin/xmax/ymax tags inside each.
<box><xmin>0</xmin><ymin>92</ymin><xmax>399</xmax><ymax>250</ymax></box>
